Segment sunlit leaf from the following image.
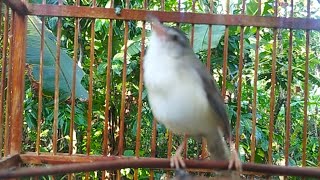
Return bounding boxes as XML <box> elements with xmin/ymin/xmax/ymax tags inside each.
<box><xmin>191</xmin><ymin>24</ymin><xmax>225</xmax><ymax>53</ymax></box>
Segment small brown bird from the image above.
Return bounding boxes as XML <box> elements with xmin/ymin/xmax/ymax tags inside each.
<box><xmin>143</xmin><ymin>16</ymin><xmax>241</xmax><ymax>171</ymax></box>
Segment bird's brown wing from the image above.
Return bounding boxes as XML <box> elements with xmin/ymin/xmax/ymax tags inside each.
<box><xmin>190</xmin><ymin>56</ymin><xmax>231</xmax><ymax>139</ymax></box>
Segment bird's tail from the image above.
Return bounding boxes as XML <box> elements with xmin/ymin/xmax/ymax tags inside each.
<box><xmin>206</xmin><ymin>128</ymin><xmax>230</xmax><ymax>160</ymax></box>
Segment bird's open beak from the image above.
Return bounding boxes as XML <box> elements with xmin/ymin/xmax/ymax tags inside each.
<box><xmin>147</xmin><ymin>15</ymin><xmax>167</xmax><ymax>38</ymax></box>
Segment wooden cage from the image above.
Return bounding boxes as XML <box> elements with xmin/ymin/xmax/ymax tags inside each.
<box><xmin>0</xmin><ymin>0</ymin><xmax>320</xmax><ymax>179</ymax></box>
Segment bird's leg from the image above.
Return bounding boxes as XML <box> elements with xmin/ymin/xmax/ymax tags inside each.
<box><xmin>170</xmin><ymin>143</ymin><xmax>186</xmax><ymax>169</ymax></box>
<box><xmin>228</xmin><ymin>140</ymin><xmax>242</xmax><ymax>171</ymax></box>
<box><xmin>228</xmin><ymin>150</ymin><xmax>242</xmax><ymax>170</ymax></box>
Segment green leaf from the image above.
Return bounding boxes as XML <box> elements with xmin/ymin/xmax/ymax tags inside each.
<box><xmin>97</xmin><ymin>62</ymin><xmax>107</xmax><ymax>75</ymax></box>
<box><xmin>255</xmin><ymin>148</ymin><xmax>265</xmax><ymax>163</ymax></box>
<box><xmin>262</xmin><ymin>0</ymin><xmax>274</xmax><ymax>16</ymax></box>
<box><xmin>75</xmin><ymin>114</ymin><xmax>87</xmax><ymax>126</ymax></box>
<box><xmin>191</xmin><ymin>24</ymin><xmax>225</xmax><ymax>53</ymax></box>
<box><xmin>124</xmin><ymin>149</ymin><xmax>134</xmax><ymax>156</ymax></box>
<box><xmin>26</xmin><ymin>16</ymin><xmax>88</xmax><ymax>100</ymax></box>
<box><xmin>25</xmin><ymin>112</ymin><xmax>36</xmax><ymax>129</ymax></box>
<box><xmin>246</xmin><ymin>0</ymin><xmax>259</xmax><ymax>15</ymax></box>
<box><xmin>127</xmin><ymin>40</ymin><xmax>141</xmax><ymax>57</ymax></box>
<box><xmin>112</xmin><ymin>54</ymin><xmax>124</xmax><ymax>76</ymax></box>
<box><xmin>261</xmin><ymin>139</ymin><xmax>269</xmax><ymax>151</ymax></box>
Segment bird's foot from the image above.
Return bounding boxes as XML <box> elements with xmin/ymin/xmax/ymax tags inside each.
<box><xmin>202</xmin><ymin>155</ymin><xmax>210</xmax><ymax>160</ymax></box>
<box><xmin>170</xmin><ymin>144</ymin><xmax>186</xmax><ymax>169</ymax></box>
<box><xmin>228</xmin><ymin>150</ymin><xmax>242</xmax><ymax>171</ymax></box>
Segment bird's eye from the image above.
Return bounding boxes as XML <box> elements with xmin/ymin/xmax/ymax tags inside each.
<box><xmin>171</xmin><ymin>34</ymin><xmax>179</xmax><ymax>41</ymax></box>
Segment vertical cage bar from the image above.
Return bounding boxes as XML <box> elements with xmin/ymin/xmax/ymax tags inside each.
<box><xmin>250</xmin><ymin>29</ymin><xmax>260</xmax><ymax>162</ymax></box>
<box><xmin>4</xmin><ymin>8</ymin><xmax>13</xmax><ymax>157</ymax></box>
<box><xmin>235</xmin><ymin>0</ymin><xmax>246</xmax><ymax>150</ymax></box>
<box><xmin>36</xmin><ymin>0</ymin><xmax>45</xmax><ymax>155</ymax></box>
<box><xmin>149</xmin><ymin>118</ymin><xmax>157</xmax><ymax>180</ymax></box>
<box><xmin>0</xmin><ymin>4</ymin><xmax>9</xmax><ymax>158</ymax></box>
<box><xmin>206</xmin><ymin>0</ymin><xmax>213</xmax><ymax>71</ymax></box>
<box><xmin>189</xmin><ymin>0</ymin><xmax>195</xmax><ymax>48</ymax></box>
<box><xmin>103</xmin><ymin>0</ymin><xmax>114</xmax><ymax>156</ymax></box>
<box><xmin>117</xmin><ymin>0</ymin><xmax>126</xmax><ymax>177</ymax></box>
<box><xmin>226</xmin><ymin>0</ymin><xmax>230</xmax><ymax>13</ymax></box>
<box><xmin>177</xmin><ymin>0</ymin><xmax>188</xmax><ymax>160</ymax></box>
<box><xmin>150</xmin><ymin>122</ymin><xmax>156</xmax><ymax>179</ymax></box>
<box><xmin>0</xmin><ymin>0</ymin><xmax>3</xmax><ymax>156</ymax></box>
<box><xmin>157</xmin><ymin>1</ymin><xmax>172</xmax><ymax>177</ymax></box>
<box><xmin>167</xmin><ymin>131</ymin><xmax>173</xmax><ymax>157</ymax></box>
<box><xmin>241</xmin><ymin>0</ymin><xmax>245</xmax><ymax>14</ymax></box>
<box><xmin>8</xmin><ymin>10</ymin><xmax>27</xmax><ymax>155</ymax></box>
<box><xmin>150</xmin><ymin>1</ymin><xmax>161</xmax><ymax>179</ymax></box>
<box><xmin>285</xmin><ymin>0</ymin><xmax>294</xmax><ymax>169</ymax></box>
<box><xmin>87</xmin><ymin>0</ymin><xmax>96</xmax><ymax>157</ymax></box>
<box><xmin>302</xmin><ymin>0</ymin><xmax>310</xmax><ymax>167</ymax></box>
<box><xmin>118</xmin><ymin>0</ymin><xmax>130</xmax><ymax>158</ymax></box>
<box><xmin>222</xmin><ymin>6</ymin><xmax>230</xmax><ymax>176</ymax></box>
<box><xmin>0</xmin><ymin>2</ymin><xmax>2</xmax><ymax>34</ymax></box>
<box><xmin>267</xmin><ymin>29</ymin><xmax>277</xmax><ymax>164</ymax></box>
<box><xmin>53</xmin><ymin>0</ymin><xmax>63</xmax><ymax>155</ymax></box>
<box><xmin>250</xmin><ymin>0</ymin><xmax>261</xmax><ymax>165</ymax></box>
<box><xmin>69</xmin><ymin>0</ymin><xmax>80</xmax><ymax>157</ymax></box>
<box><xmin>167</xmin><ymin>130</ymin><xmax>173</xmax><ymax>178</ymax></box>
<box><xmin>176</xmin><ymin>0</ymin><xmax>187</xmax><ymax>159</ymax></box>
<box><xmin>190</xmin><ymin>0</ymin><xmax>203</xmax><ymax>161</ymax></box>
<box><xmin>134</xmin><ymin>1</ymin><xmax>147</xmax><ymax>179</ymax></box>
<box><xmin>183</xmin><ymin>135</ymin><xmax>187</xmax><ymax>159</ymax></box>
<box><xmin>0</xmin><ymin>1</ymin><xmax>2</xmax><ymax>157</ymax></box>
<box><xmin>102</xmin><ymin>1</ymin><xmax>114</xmax><ymax>180</ymax></box>
<box><xmin>166</xmin><ymin>76</ymin><xmax>173</xmax><ymax>163</ymax></box>
<box><xmin>161</xmin><ymin>0</ymin><xmax>164</xmax><ymax>11</ymax></box>
<box><xmin>221</xmin><ymin>0</ymin><xmax>230</xmax><ymax>98</ymax></box>
<box><xmin>150</xmin><ymin>0</ymin><xmax>159</xmax><ymax>166</ymax></box>
<box><xmin>133</xmin><ymin>20</ymin><xmax>145</xmax><ymax>179</ymax></box>
<box><xmin>235</xmin><ymin>29</ymin><xmax>244</xmax><ymax>150</ymax></box>
<box><xmin>85</xmin><ymin>1</ymin><xmax>95</xmax><ymax>180</ymax></box>
<box><xmin>134</xmin><ymin>2</ymin><xmax>147</xmax><ymax>161</ymax></box>
<box><xmin>102</xmin><ymin>22</ymin><xmax>112</xmax><ymax>155</ymax></box>
<box><xmin>267</xmin><ymin>0</ymin><xmax>278</xmax><ymax>165</ymax></box>
<box><xmin>146</xmin><ymin>0</ymin><xmax>156</xmax><ymax>176</ymax></box>
<box><xmin>201</xmin><ymin>0</ymin><xmax>214</xmax><ymax>159</ymax></box>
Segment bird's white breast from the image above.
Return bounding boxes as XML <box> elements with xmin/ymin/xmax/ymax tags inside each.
<box><xmin>143</xmin><ymin>45</ymin><xmax>216</xmax><ymax>136</ymax></box>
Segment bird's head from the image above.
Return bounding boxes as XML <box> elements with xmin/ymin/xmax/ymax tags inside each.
<box><xmin>147</xmin><ymin>15</ymin><xmax>191</xmax><ymax>57</ymax></box>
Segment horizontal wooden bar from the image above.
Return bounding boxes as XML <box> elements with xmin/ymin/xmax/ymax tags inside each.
<box><xmin>21</xmin><ymin>152</ymin><xmax>120</xmax><ymax>164</ymax></box>
<box><xmin>19</xmin><ymin>153</ymin><xmax>238</xmax><ymax>174</ymax></box>
<box><xmin>3</xmin><ymin>0</ymin><xmax>28</xmax><ymax>15</ymax></box>
<box><xmin>26</xmin><ymin>4</ymin><xmax>320</xmax><ymax>30</ymax></box>
<box><xmin>1</xmin><ymin>154</ymin><xmax>319</xmax><ymax>178</ymax></box>
<box><xmin>0</xmin><ymin>154</ymin><xmax>22</xmax><ymax>169</ymax></box>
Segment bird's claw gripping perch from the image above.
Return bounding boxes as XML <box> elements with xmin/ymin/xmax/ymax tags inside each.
<box><xmin>170</xmin><ymin>143</ymin><xmax>186</xmax><ymax>170</ymax></box>
<box><xmin>228</xmin><ymin>150</ymin><xmax>242</xmax><ymax>171</ymax></box>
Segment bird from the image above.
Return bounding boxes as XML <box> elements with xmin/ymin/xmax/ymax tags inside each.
<box><xmin>143</xmin><ymin>15</ymin><xmax>241</xmax><ymax>171</ymax></box>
